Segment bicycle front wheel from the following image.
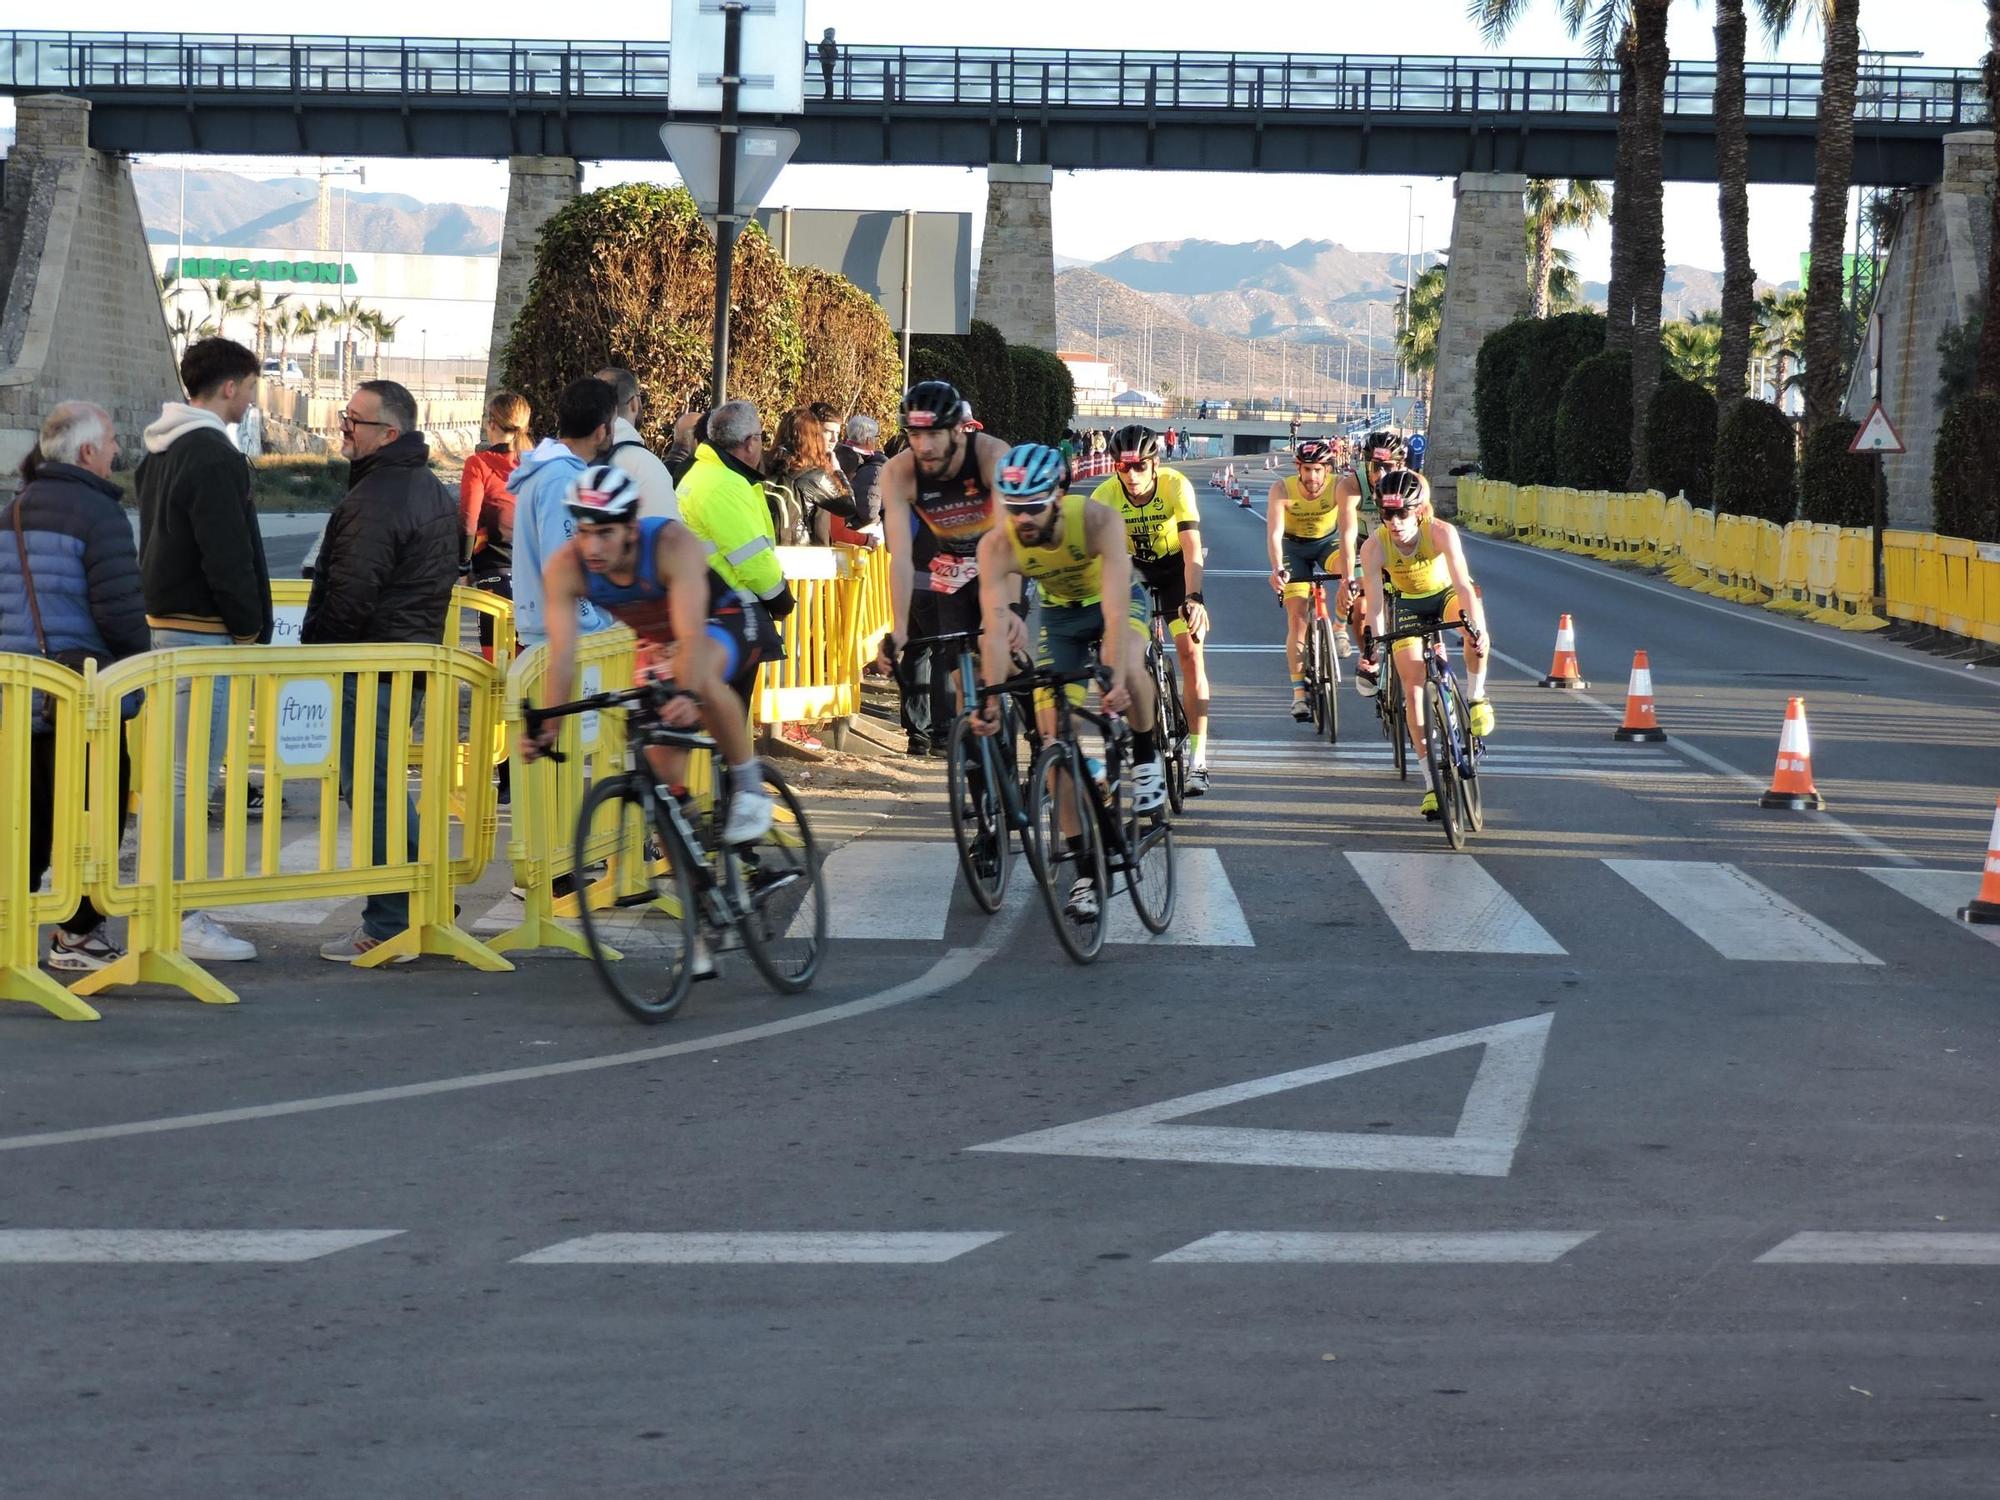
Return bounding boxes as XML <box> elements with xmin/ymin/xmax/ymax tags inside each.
<box><xmin>1448</xmin><ymin>679</ymin><xmax>1486</xmax><ymax>833</ymax></box>
<box><xmin>1423</xmin><ymin>680</ymin><xmax>1465</xmax><ymax>850</ymax></box>
<box><xmin>1314</xmin><ymin>617</ymin><xmax>1340</xmax><ymax>745</ymax></box>
<box><xmin>946</xmin><ymin>713</ymin><xmax>1009</xmax><ymax>912</ymax></box>
<box><xmin>574</xmin><ymin>774</ymin><xmax>699</xmax><ymax>1024</ymax></box>
<box><xmin>733</xmin><ymin>765</ymin><xmax>827</xmax><ymax>994</ymax></box>
<box><xmin>1124</xmin><ymin>797</ymin><xmax>1177</xmax><ymax>934</ymax></box>
<box><xmin>1386</xmin><ymin>680</ymin><xmax>1410</xmax><ymax>781</ymax></box>
<box><xmin>1158</xmin><ymin>647</ymin><xmax>1189</xmax><ymax>815</ymax></box>
<box><xmin>1029</xmin><ymin>741</ymin><xmax>1107</xmax><ymax>964</ymax></box>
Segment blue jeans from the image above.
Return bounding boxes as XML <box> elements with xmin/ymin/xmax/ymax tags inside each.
<box><xmin>149</xmin><ymin>627</ymin><xmax>240</xmax><ymax>882</ymax></box>
<box><xmin>338</xmin><ymin>678</ymin><xmax>422</xmax><ymax>941</ymax></box>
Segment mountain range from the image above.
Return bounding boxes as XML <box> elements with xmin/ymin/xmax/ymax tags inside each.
<box><xmin>131</xmin><ymin>166</ymin><xmax>503</xmax><ymax>256</ymax></box>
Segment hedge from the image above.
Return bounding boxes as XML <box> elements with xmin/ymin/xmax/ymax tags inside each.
<box><xmin>1641</xmin><ymin>376</ymin><xmax>1718</xmax><ymax>506</ymax></box>
<box><xmin>1933</xmin><ymin>391</ymin><xmax>2000</xmax><ymax>542</ymax></box>
<box><xmin>1552</xmin><ymin>349</ymin><xmax>1633</xmax><ymax>490</ymax></box>
<box><xmin>1473</xmin><ymin>319</ymin><xmax>1540</xmax><ymax>480</ymax></box>
<box><xmin>1711</xmin><ymin>399</ymin><xmax>1797</xmax><ymax>524</ymax></box>
<box><xmin>790</xmin><ymin>265</ymin><xmax>902</xmax><ymax>428</ymax></box>
<box><xmin>1504</xmin><ymin>312</ymin><xmax>1606</xmax><ymax>485</ymax></box>
<box><xmin>1007</xmin><ymin>345</ymin><xmax>1077</xmax><ymax>445</ymax></box>
<box><xmin>1797</xmin><ymin>420</ymin><xmax>1876</xmax><ymax>528</ymax></box>
<box><xmin>911</xmin><ymin>319</ymin><xmax>1018</xmax><ymax>439</ymax></box>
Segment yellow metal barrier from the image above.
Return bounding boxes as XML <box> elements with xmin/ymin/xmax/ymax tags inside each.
<box><xmin>758</xmin><ymin>545</ymin><xmax>866</xmax><ymax>729</ymax></box>
<box><xmin>73</xmin><ymin>644</ymin><xmax>511</xmax><ymax>1006</ymax></box>
<box><xmin>0</xmin><ymin>656</ymin><xmax>99</xmax><ymax>1021</ymax></box>
<box><xmin>1765</xmin><ymin>522</ymin><xmax>1819</xmax><ymax>616</ymax></box>
<box><xmin>854</xmin><ymin>543</ymin><xmax>892</xmax><ymax>653</ymax></box>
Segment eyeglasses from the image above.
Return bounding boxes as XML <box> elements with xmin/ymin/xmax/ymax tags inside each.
<box><xmin>1006</xmin><ymin>499</ymin><xmax>1057</xmax><ymax>517</ymax></box>
<box><xmin>338</xmin><ymin>412</ymin><xmax>391</xmax><ymax>431</ymax></box>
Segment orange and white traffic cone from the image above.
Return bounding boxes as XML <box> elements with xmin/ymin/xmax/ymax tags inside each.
<box><xmin>1759</xmin><ymin>697</ymin><xmax>1824</xmax><ymax>810</ymax></box>
<box><xmin>1540</xmin><ymin>614</ymin><xmax>1587</xmax><ymax>689</ymax></box>
<box><xmin>1613</xmin><ymin>650</ymin><xmax>1666</xmax><ymax>743</ymax></box>
<box><xmin>1957</xmin><ymin>797</ymin><xmax>2000</xmax><ymax>925</ymax></box>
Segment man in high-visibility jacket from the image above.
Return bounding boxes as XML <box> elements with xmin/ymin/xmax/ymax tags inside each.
<box><xmin>677</xmin><ymin>399</ymin><xmax>796</xmax><ymax>626</ymax></box>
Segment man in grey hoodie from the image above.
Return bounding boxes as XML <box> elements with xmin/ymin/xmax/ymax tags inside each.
<box><xmin>134</xmin><ymin>337</ymin><xmax>270</xmax><ymax>965</ymax></box>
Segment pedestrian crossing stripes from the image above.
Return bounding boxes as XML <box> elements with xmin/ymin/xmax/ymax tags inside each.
<box><xmin>1860</xmin><ymin>867</ymin><xmax>2000</xmax><ymax>949</ymax></box>
<box><xmin>1210</xmin><ymin>738</ymin><xmax>1703</xmax><ymax>782</ymax></box>
<box><xmin>1755</xmin><ymin>1232</ymin><xmax>2000</xmax><ymax>1265</ymax></box>
<box><xmin>0</xmin><ymin>1230</ymin><xmax>402</xmax><ymax>1263</ymax></box>
<box><xmin>1345</xmin><ymin>852</ymin><xmax>1566</xmax><ymax>955</ymax></box>
<box><xmin>1606</xmin><ymin>860</ymin><xmax>1882</xmax><ymax>965</ymax></box>
<box><xmin>515</xmin><ymin>1232</ymin><xmax>1008</xmax><ymax>1265</ymax></box>
<box><xmin>1155</xmin><ymin>1231</ymin><xmax>1598</xmax><ymax>1264</ymax></box>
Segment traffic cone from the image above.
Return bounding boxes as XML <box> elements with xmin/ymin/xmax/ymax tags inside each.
<box><xmin>1759</xmin><ymin>697</ymin><xmax>1824</xmax><ymax>810</ymax></box>
<box><xmin>1613</xmin><ymin>651</ymin><xmax>1666</xmax><ymax>743</ymax></box>
<box><xmin>1540</xmin><ymin>614</ymin><xmax>1587</xmax><ymax>689</ymax></box>
<box><xmin>1956</xmin><ymin>798</ymin><xmax>2000</xmax><ymax>925</ymax></box>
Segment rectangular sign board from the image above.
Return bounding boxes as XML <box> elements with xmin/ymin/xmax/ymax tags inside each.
<box><xmin>753</xmin><ymin>207</ymin><xmax>972</xmax><ymax>336</ymax></box>
<box><xmin>669</xmin><ymin>0</ymin><xmax>806</xmax><ymax>115</ymax></box>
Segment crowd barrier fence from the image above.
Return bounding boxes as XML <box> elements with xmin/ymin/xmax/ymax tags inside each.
<box><xmin>0</xmin><ymin>657</ymin><xmax>98</xmax><ymax>1020</ymax></box>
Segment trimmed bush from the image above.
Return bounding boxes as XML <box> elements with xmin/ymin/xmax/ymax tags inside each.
<box><xmin>503</xmin><ymin>183</ymin><xmax>803</xmax><ymax>445</ymax></box>
<box><xmin>1505</xmin><ymin>312</ymin><xmax>1606</xmax><ymax>485</ymax></box>
<box><xmin>1711</xmin><ymin>399</ymin><xmax>1797</xmax><ymax>524</ymax></box>
<box><xmin>1474</xmin><ymin>319</ymin><xmax>1539</xmax><ymax>480</ymax></box>
<box><xmin>1933</xmin><ymin>391</ymin><xmax>2000</xmax><ymax>541</ymax></box>
<box><xmin>791</xmin><ymin>265</ymin><xmax>902</xmax><ymax>427</ymax></box>
<box><xmin>1007</xmin><ymin>346</ymin><xmax>1077</xmax><ymax>445</ymax></box>
<box><xmin>911</xmin><ymin>319</ymin><xmax>1018</xmax><ymax>439</ymax></box>
<box><xmin>1797</xmin><ymin>420</ymin><xmax>1876</xmax><ymax>528</ymax></box>
<box><xmin>1553</xmin><ymin>349</ymin><xmax>1633</xmax><ymax>489</ymax></box>
<box><xmin>1641</xmin><ymin>376</ymin><xmax>1718</xmax><ymax>506</ymax></box>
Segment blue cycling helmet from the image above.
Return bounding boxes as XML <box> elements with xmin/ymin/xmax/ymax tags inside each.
<box><xmin>996</xmin><ymin>443</ymin><xmax>1065</xmax><ymax>505</ymax></box>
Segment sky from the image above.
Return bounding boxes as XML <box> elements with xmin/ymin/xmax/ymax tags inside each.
<box><xmin>4</xmin><ymin>0</ymin><xmax>1988</xmax><ymax>285</ymax></box>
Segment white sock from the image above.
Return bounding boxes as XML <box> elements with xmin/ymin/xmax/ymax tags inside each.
<box><xmin>1419</xmin><ymin>758</ymin><xmax>1434</xmax><ymax>790</ymax></box>
<box><xmin>730</xmin><ymin>757</ymin><xmax>764</xmax><ymax>796</ymax></box>
<box><xmin>1468</xmin><ymin>668</ymin><xmax>1488</xmax><ymax>700</ymax></box>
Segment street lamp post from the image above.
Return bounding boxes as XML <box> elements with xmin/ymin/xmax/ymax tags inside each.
<box><xmin>1401</xmin><ymin>185</ymin><xmax>1414</xmax><ymax>398</ymax></box>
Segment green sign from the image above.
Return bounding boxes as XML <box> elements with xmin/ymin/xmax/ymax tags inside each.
<box><xmin>165</xmin><ymin>256</ymin><xmax>358</xmax><ymax>287</ymax></box>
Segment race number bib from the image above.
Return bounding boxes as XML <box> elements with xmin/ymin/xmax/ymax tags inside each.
<box><xmin>928</xmin><ymin>554</ymin><xmax>979</xmax><ymax>594</ymax></box>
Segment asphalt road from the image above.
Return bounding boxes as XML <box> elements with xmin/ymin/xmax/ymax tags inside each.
<box><xmin>6</xmin><ymin>459</ymin><xmax>2000</xmax><ymax>1498</ymax></box>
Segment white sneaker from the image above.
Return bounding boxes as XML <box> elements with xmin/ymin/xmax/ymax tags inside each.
<box><xmin>1185</xmin><ymin>764</ymin><xmax>1210</xmax><ymax>798</ymax></box>
<box><xmin>1356</xmin><ymin>659</ymin><xmax>1382</xmax><ymax>698</ymax></box>
<box><xmin>1063</xmin><ymin>877</ymin><xmax>1101</xmax><ymax>922</ymax></box>
<box><xmin>1132</xmin><ymin>757</ymin><xmax>1167</xmax><ymax>815</ymax></box>
<box><xmin>181</xmin><ymin>910</ymin><xmax>256</xmax><ymax>962</ymax></box>
<box><xmin>722</xmin><ymin>787</ymin><xmax>774</xmax><ymax>845</ymax></box>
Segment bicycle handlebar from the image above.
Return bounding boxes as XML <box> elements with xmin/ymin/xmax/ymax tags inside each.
<box><xmin>520</xmin><ymin>682</ymin><xmax>705</xmax><ymax>763</ymax></box>
<box><xmin>903</xmin><ymin>629</ymin><xmax>983</xmax><ymax>651</ymax></box>
<box><xmin>976</xmin><ymin>661</ymin><xmax>1111</xmax><ymax>703</ymax></box>
<box><xmin>1376</xmin><ymin>616</ymin><xmax>1483</xmax><ymax>647</ymax></box>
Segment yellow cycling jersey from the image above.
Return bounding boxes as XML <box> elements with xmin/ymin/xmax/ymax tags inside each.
<box><xmin>1093</xmin><ymin>466</ymin><xmax>1201</xmax><ymax>565</ymax></box>
<box><xmin>1278</xmin><ymin>474</ymin><xmax>1343</xmax><ymax>540</ymax></box>
<box><xmin>1007</xmin><ymin>492</ymin><xmax>1102</xmax><ymax>607</ymax></box>
<box><xmin>1375</xmin><ymin>519</ymin><xmax>1454</xmax><ymax>598</ymax></box>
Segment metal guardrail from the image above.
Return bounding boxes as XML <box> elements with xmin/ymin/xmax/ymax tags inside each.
<box><xmin>1</xmin><ymin>32</ymin><xmax>1987</xmax><ymax>126</ymax></box>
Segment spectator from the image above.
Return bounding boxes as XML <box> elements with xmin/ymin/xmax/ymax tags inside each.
<box><xmin>766</xmin><ymin>405</ymin><xmax>855</xmax><ymax>546</ymax></box>
<box><xmin>818</xmin><ymin>27</ymin><xmax>837</xmax><ymax>98</ymax></box>
<box><xmin>679</xmin><ymin>399</ymin><xmax>796</xmax><ymax>630</ymax></box>
<box><xmin>594</xmin><ymin>365</ymin><xmax>678</xmax><ymax>520</ymax></box>
<box><xmin>460</xmin><ymin>390</ymin><xmax>531</xmax><ymax>585</ymax></box>
<box><xmin>509</xmin><ymin>377</ymin><xmax>617</xmax><ymax>650</ymax></box>
<box><xmin>1</xmin><ymin>403</ymin><xmax>148</xmax><ymax>972</ymax></box>
<box><xmin>135</xmin><ymin>335</ymin><xmax>270</xmax><ymax>965</ymax></box>
<box><xmin>836</xmin><ymin>414</ymin><xmax>887</xmax><ymax>540</ymax></box>
<box><xmin>664</xmin><ymin>410</ymin><xmax>703</xmax><ymax>486</ymax></box>
<box><xmin>303</xmin><ymin>379</ymin><xmax>460</xmax><ymax>963</ymax></box>
<box><xmin>810</xmin><ymin>401</ymin><xmax>843</xmax><ymax>457</ymax></box>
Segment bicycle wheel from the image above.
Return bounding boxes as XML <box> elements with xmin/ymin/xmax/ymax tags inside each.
<box><xmin>732</xmin><ymin>764</ymin><xmax>827</xmax><ymax>994</ymax></box>
<box><xmin>574</xmin><ymin>774</ymin><xmax>699</xmax><ymax>1024</ymax></box>
<box><xmin>1385</xmin><ymin>678</ymin><xmax>1409</xmax><ymax>781</ymax></box>
<box><xmin>946</xmin><ymin>713</ymin><xmax>1009</xmax><ymax>912</ymax></box>
<box><xmin>1029</xmin><ymin>741</ymin><xmax>1107</xmax><ymax>964</ymax></box>
<box><xmin>1313</xmin><ymin>616</ymin><xmax>1340</xmax><ymax>745</ymax></box>
<box><xmin>1158</xmin><ymin>647</ymin><xmax>1189</xmax><ymax>815</ymax></box>
<box><xmin>1124</xmin><ymin>795</ymin><xmax>1177</xmax><ymax>934</ymax></box>
<box><xmin>1423</xmin><ymin>680</ymin><xmax>1465</xmax><ymax>850</ymax></box>
<box><xmin>1447</xmin><ymin>679</ymin><xmax>1486</xmax><ymax>833</ymax></box>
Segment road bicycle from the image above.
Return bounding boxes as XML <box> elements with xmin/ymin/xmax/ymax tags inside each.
<box><xmin>522</xmin><ymin>681</ymin><xmax>827</xmax><ymax>1023</ymax></box>
<box><xmin>1376</xmin><ymin>616</ymin><xmax>1487</xmax><ymax>850</ymax></box>
<box><xmin>1144</xmin><ymin>582</ymin><xmax>1193</xmax><ymax>813</ymax></box>
<box><xmin>907</xmin><ymin>628</ymin><xmax>1044</xmax><ymax>913</ymax></box>
<box><xmin>974</xmin><ymin>660</ymin><xmax>1176</xmax><ymax>963</ymax></box>
<box><xmin>1293</xmin><ymin>569</ymin><xmax>1347</xmax><ymax>745</ymax></box>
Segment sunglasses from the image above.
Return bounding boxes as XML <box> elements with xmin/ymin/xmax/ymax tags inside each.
<box><xmin>1113</xmin><ymin>457</ymin><xmax>1152</xmax><ymax>473</ymax></box>
<box><xmin>1006</xmin><ymin>498</ymin><xmax>1057</xmax><ymax>516</ymax></box>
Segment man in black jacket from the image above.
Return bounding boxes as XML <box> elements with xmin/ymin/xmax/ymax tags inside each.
<box><xmin>836</xmin><ymin>414</ymin><xmax>887</xmax><ymax>538</ymax></box>
<box><xmin>305</xmin><ymin>380</ymin><xmax>461</xmax><ymax>963</ymax></box>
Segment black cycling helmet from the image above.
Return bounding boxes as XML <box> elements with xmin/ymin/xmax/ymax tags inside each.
<box><xmin>1110</xmin><ymin>424</ymin><xmax>1160</xmax><ymax>464</ymax></box>
<box><xmin>1375</xmin><ymin>466</ymin><xmax>1430</xmax><ymax>513</ymax></box>
<box><xmin>1362</xmin><ymin>430</ymin><xmax>1408</xmax><ymax>467</ymax></box>
<box><xmin>900</xmin><ymin>380</ymin><xmax>966</xmax><ymax>431</ymax></box>
<box><xmin>1294</xmin><ymin>437</ymin><xmax>1336</xmax><ymax>466</ymax></box>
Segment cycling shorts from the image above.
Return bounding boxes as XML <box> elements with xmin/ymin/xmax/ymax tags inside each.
<box><xmin>1034</xmin><ymin>583</ymin><xmax>1151</xmax><ymax>709</ymax></box>
<box><xmin>1387</xmin><ymin>587</ymin><xmax>1465</xmax><ymax>659</ymax></box>
<box><xmin>706</xmin><ymin>591</ymin><xmax>776</xmax><ymax>701</ymax></box>
<box><xmin>1280</xmin><ymin>533</ymin><xmax>1342</xmax><ymax>601</ymax></box>
<box><xmin>1138</xmin><ymin>558</ymin><xmax>1195</xmax><ymax>639</ymax></box>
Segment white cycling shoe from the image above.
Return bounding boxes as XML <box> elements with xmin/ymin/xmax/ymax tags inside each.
<box><xmin>1131</xmin><ymin>757</ymin><xmax>1167</xmax><ymax>815</ymax></box>
<box><xmin>1064</xmin><ymin>878</ymin><xmax>1101</xmax><ymax>922</ymax></box>
<box><xmin>722</xmin><ymin>788</ymin><xmax>775</xmax><ymax>844</ymax></box>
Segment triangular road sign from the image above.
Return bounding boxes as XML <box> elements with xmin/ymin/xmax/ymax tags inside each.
<box><xmin>660</xmin><ymin>124</ymin><xmax>800</xmax><ymax>222</ymax></box>
<box><xmin>968</xmin><ymin>1014</ymin><xmax>1553</xmax><ymax>1178</ymax></box>
<box><xmin>1850</xmin><ymin>402</ymin><xmax>1905</xmax><ymax>455</ymax></box>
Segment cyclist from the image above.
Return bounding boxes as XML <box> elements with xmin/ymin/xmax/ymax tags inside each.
<box><xmin>878</xmin><ymin>379</ymin><xmax>1015</xmax><ymax>754</ymax></box>
<box><xmin>1265</xmin><ymin>437</ymin><xmax>1357</xmax><ymax>721</ymax></box>
<box><xmin>1094</xmin><ymin>423</ymin><xmax>1213</xmax><ymax>796</ymax></box>
<box><xmin>970</xmin><ymin>443</ymin><xmax>1164</xmax><ymax>922</ymax></box>
<box><xmin>1355</xmin><ymin>468</ymin><xmax>1493</xmax><ymax>820</ymax></box>
<box><xmin>521</xmin><ymin>465</ymin><xmax>775</xmax><ymax>846</ymax></box>
<box><xmin>1330</xmin><ymin>429</ymin><xmax>1409</xmax><ymax>649</ymax></box>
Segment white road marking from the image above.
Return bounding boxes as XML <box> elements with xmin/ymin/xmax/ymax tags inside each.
<box><xmin>1201</xmin><ymin>644</ymin><xmax>1288</xmax><ymax>653</ymax></box>
<box><xmin>515</xmin><ymin>1231</ymin><xmax>1007</xmax><ymax>1264</ymax></box>
<box><xmin>1756</xmin><ymin>1232</ymin><xmax>2000</xmax><ymax>1265</ymax></box>
<box><xmin>1105</xmin><ymin>847</ymin><xmax>1254</xmax><ymax>946</ymax></box>
<box><xmin>1345</xmin><ymin>853</ymin><xmax>1567</xmax><ymax>955</ymax></box>
<box><xmin>1156</xmin><ymin>1230</ymin><xmax>1597</xmax><ymax>1264</ymax></box>
<box><xmin>969</xmin><ymin>1013</ymin><xmax>1554</xmax><ymax>1177</ymax></box>
<box><xmin>1605</xmin><ymin>860</ymin><xmax>1881</xmax><ymax>964</ymax></box>
<box><xmin>790</xmin><ymin>842</ymin><xmax>958</xmax><ymax>940</ymax></box>
<box><xmin>0</xmin><ymin>1230</ymin><xmax>401</xmax><ymax>1262</ymax></box>
<box><xmin>1861</xmin><ymin>867</ymin><xmax>2000</xmax><ymax>948</ymax></box>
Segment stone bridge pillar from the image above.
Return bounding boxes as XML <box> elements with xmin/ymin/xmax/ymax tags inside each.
<box><xmin>1428</xmin><ymin>172</ymin><xmax>1529</xmax><ymax>514</ymax></box>
<box><xmin>0</xmin><ymin>94</ymin><xmax>182</xmax><ymax>482</ymax></box>
<box><xmin>486</xmin><ymin>155</ymin><xmax>582</xmax><ymax>398</ymax></box>
<box><xmin>974</xmin><ymin>164</ymin><xmax>1057</xmax><ymax>352</ymax></box>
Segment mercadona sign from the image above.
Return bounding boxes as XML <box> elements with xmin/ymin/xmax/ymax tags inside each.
<box><xmin>166</xmin><ymin>256</ymin><xmax>358</xmax><ymax>287</ymax></box>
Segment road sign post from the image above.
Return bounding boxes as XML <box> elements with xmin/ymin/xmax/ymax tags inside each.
<box><xmin>711</xmin><ymin>3</ymin><xmax>743</xmax><ymax>405</ymax></box>
<box><xmin>1849</xmin><ymin>314</ymin><xmax>1905</xmax><ymax>606</ymax></box>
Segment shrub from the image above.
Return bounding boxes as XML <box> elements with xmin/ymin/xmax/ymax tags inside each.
<box><xmin>1797</xmin><ymin>420</ymin><xmax>1876</xmax><ymax>528</ymax></box>
<box><xmin>1474</xmin><ymin>319</ymin><xmax>1539</xmax><ymax>480</ymax></box>
<box><xmin>910</xmin><ymin>319</ymin><xmax>1018</xmax><ymax>438</ymax></box>
<box><xmin>1505</xmin><ymin>312</ymin><xmax>1606</xmax><ymax>485</ymax></box>
<box><xmin>1007</xmin><ymin>346</ymin><xmax>1077</xmax><ymax>445</ymax></box>
<box><xmin>1711</xmin><ymin>399</ymin><xmax>1798</xmax><ymax>523</ymax></box>
<box><xmin>790</xmin><ymin>265</ymin><xmax>902</xmax><ymax>427</ymax></box>
<box><xmin>1553</xmin><ymin>349</ymin><xmax>1633</xmax><ymax>489</ymax></box>
<box><xmin>1937</xmin><ymin>297</ymin><xmax>1984</xmax><ymax>408</ymax></box>
<box><xmin>503</xmin><ymin>183</ymin><xmax>804</xmax><ymax>447</ymax></box>
<box><xmin>1641</xmin><ymin>376</ymin><xmax>1718</xmax><ymax>505</ymax></box>
<box><xmin>1933</xmin><ymin>391</ymin><xmax>2000</xmax><ymax>541</ymax></box>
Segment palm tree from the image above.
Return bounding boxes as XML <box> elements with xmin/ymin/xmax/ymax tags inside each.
<box><xmin>1526</xmin><ymin>178</ymin><xmax>1610</xmax><ymax>318</ymax></box>
<box><xmin>305</xmin><ymin>301</ymin><xmax>339</xmax><ymax>398</ymax></box>
<box><xmin>369</xmin><ymin>312</ymin><xmax>404</xmax><ymax>380</ymax></box>
<box><xmin>1661</xmin><ymin>319</ymin><xmax>1723</xmax><ymax>389</ymax></box>
<box><xmin>1713</xmin><ymin>0</ymin><xmax>1755</xmax><ymax>409</ymax></box>
<box><xmin>200</xmin><ymin>275</ymin><xmax>256</xmax><ymax>345</ymax></box>
<box><xmin>243</xmin><ymin>283</ymin><xmax>291</xmax><ymax>362</ymax></box>
<box><xmin>1396</xmin><ymin>262</ymin><xmax>1449</xmax><ymax>407</ymax></box>
<box><xmin>1756</xmin><ymin>287</ymin><xmax>1807</xmax><ymax>407</ymax></box>
<box><xmin>1522</xmin><ymin>216</ymin><xmax>1593</xmax><ymax>314</ymax></box>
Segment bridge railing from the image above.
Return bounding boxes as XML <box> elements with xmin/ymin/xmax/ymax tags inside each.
<box><xmin>1</xmin><ymin>32</ymin><xmax>1986</xmax><ymax>126</ymax></box>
